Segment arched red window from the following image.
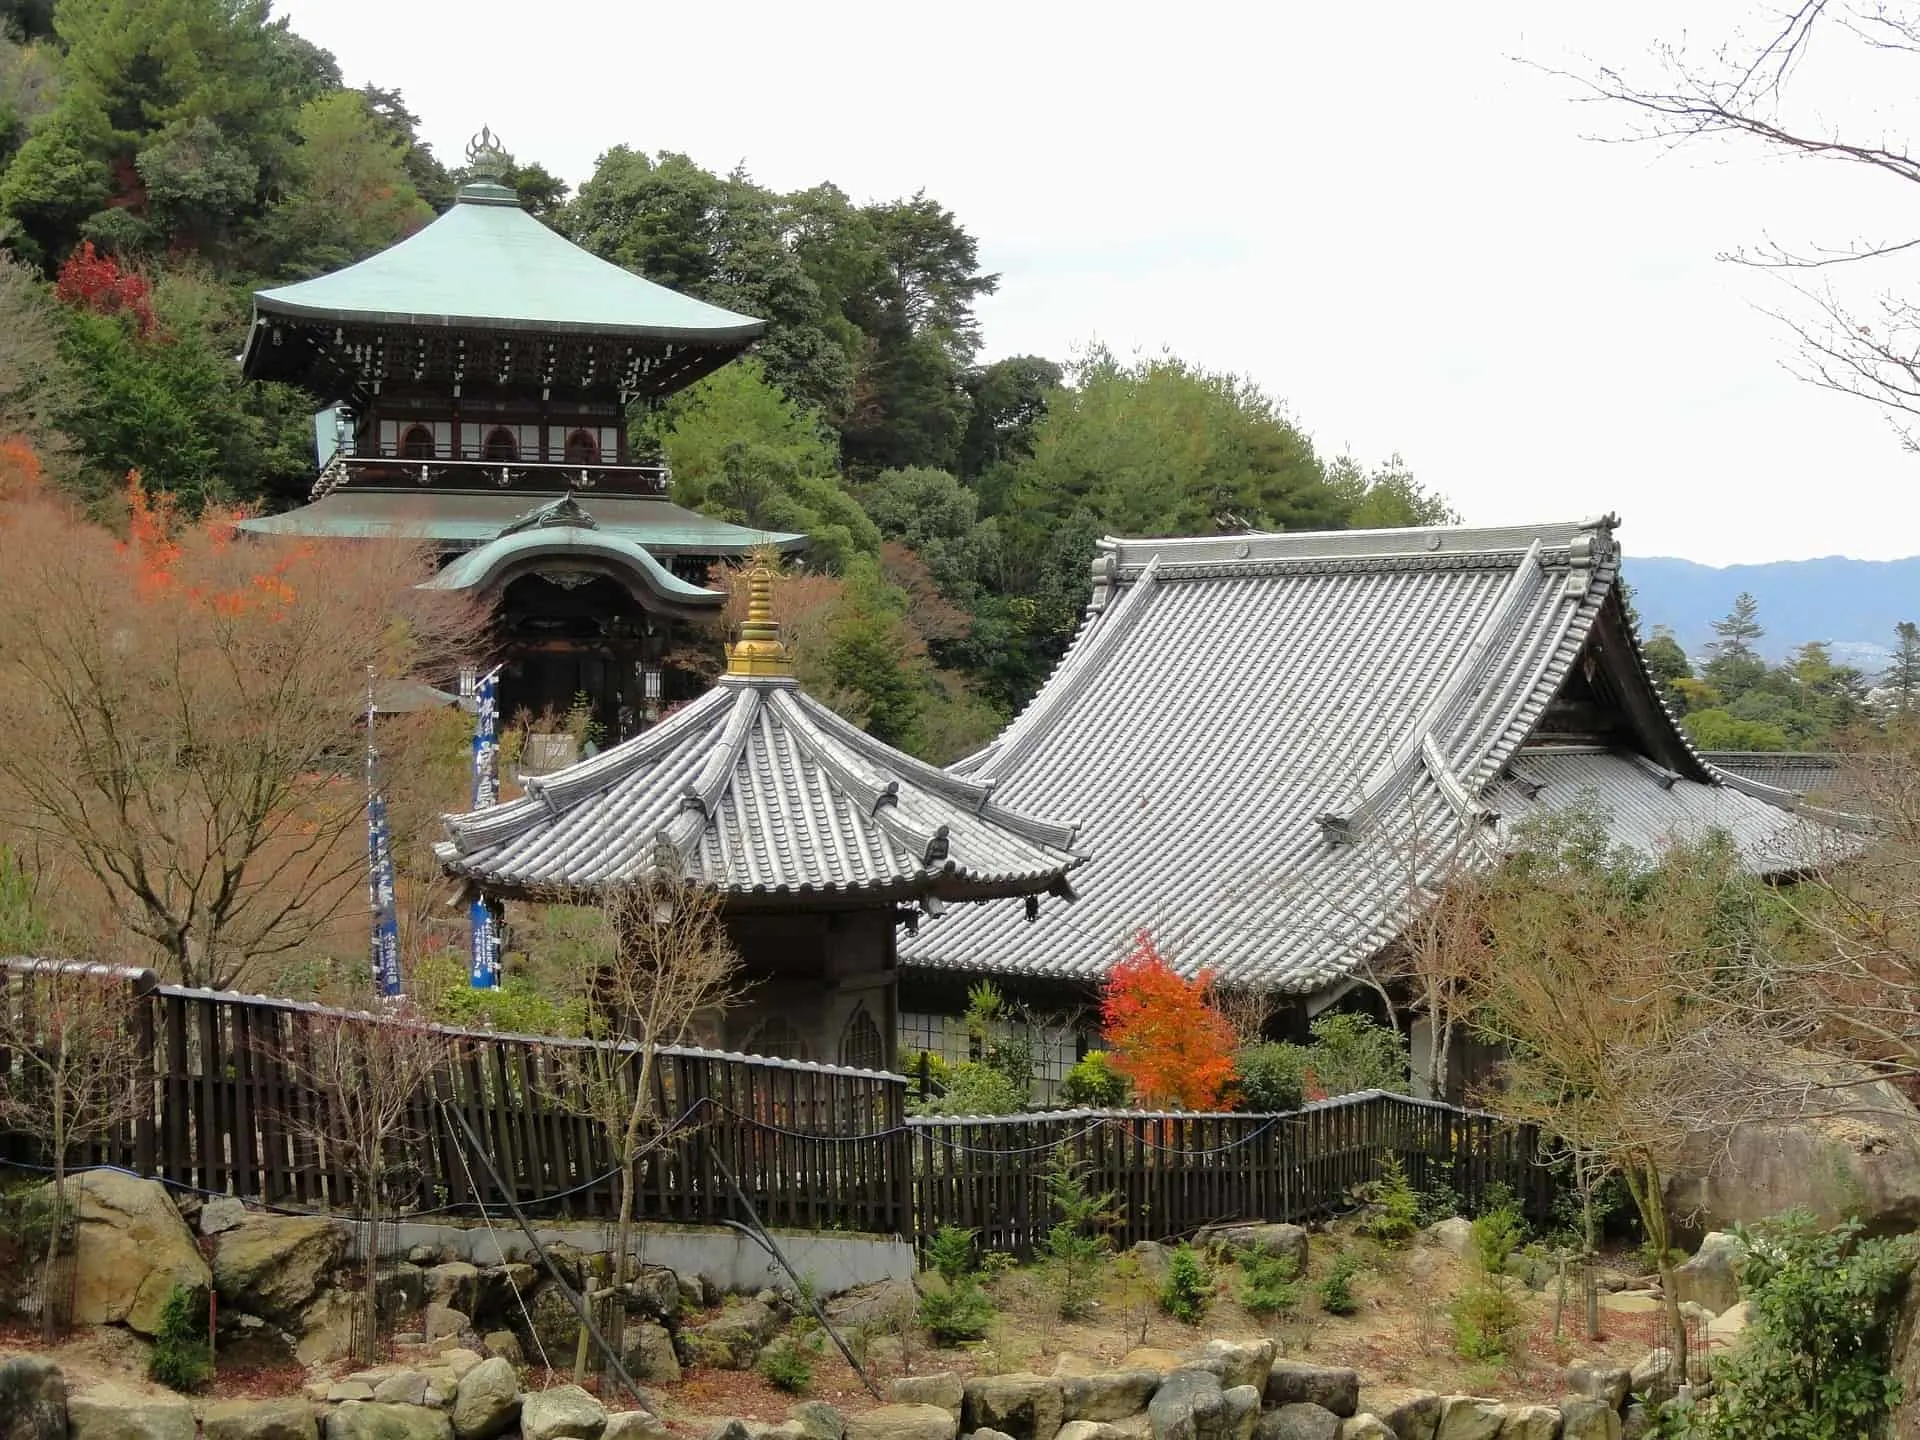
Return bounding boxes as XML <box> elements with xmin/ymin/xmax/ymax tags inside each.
<box><xmin>399</xmin><ymin>424</ymin><xmax>434</xmax><ymax>460</ymax></box>
<box><xmin>483</xmin><ymin>426</ymin><xmax>519</xmax><ymax>461</ymax></box>
<box><xmin>564</xmin><ymin>428</ymin><xmax>600</xmax><ymax>464</ymax></box>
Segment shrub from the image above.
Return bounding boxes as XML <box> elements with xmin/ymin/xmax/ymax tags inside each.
<box><xmin>922</xmin><ymin>1061</ymin><xmax>1027</xmax><ymax>1116</ymax></box>
<box><xmin>925</xmin><ymin>1225</ymin><xmax>978</xmax><ymax>1285</ymax></box>
<box><xmin>1234</xmin><ymin>1043</ymin><xmax>1309</xmax><ymax>1111</ymax></box>
<box><xmin>1316</xmin><ymin>1252</ymin><xmax>1362</xmax><ymax>1316</ymax></box>
<box><xmin>147</xmin><ymin>1284</ymin><xmax>213</xmax><ymax>1392</ymax></box>
<box><xmin>918</xmin><ymin>1280</ymin><xmax>996</xmax><ymax>1343</ymax></box>
<box><xmin>1037</xmin><ymin>1147</ymin><xmax>1119</xmax><ymax>1319</ymax></box>
<box><xmin>1061</xmin><ymin>1050</ymin><xmax>1129</xmax><ymax>1107</ymax></box>
<box><xmin>1450</xmin><ymin>1278</ymin><xmax>1525</xmax><ymax>1361</ymax></box>
<box><xmin>758</xmin><ymin>1336</ymin><xmax>814</xmax><ymax>1393</ymax></box>
<box><xmin>1303</xmin><ymin>1012</ymin><xmax>1409</xmax><ymax>1096</ymax></box>
<box><xmin>1470</xmin><ymin>1201</ymin><xmax>1527</xmax><ymax>1276</ymax></box>
<box><xmin>1358</xmin><ymin>1156</ymin><xmax>1421</xmax><ymax>1248</ymax></box>
<box><xmin>1160</xmin><ymin>1244</ymin><xmax>1212</xmax><ymax>1324</ymax></box>
<box><xmin>1698</xmin><ymin>1212</ymin><xmax>1914</xmax><ymax>1440</ymax></box>
<box><xmin>1236</xmin><ymin>1248</ymin><xmax>1301</xmax><ymax>1317</ymax></box>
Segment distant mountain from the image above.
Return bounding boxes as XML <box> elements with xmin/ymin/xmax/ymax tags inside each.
<box><xmin>1623</xmin><ymin>554</ymin><xmax>1920</xmax><ymax>667</ymax></box>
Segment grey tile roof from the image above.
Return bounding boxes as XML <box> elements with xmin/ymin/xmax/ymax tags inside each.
<box><xmin>903</xmin><ymin>517</ymin><xmax>1818</xmax><ymax>994</ymax></box>
<box><xmin>1700</xmin><ymin>750</ymin><xmax>1845</xmax><ymax>799</ymax></box>
<box><xmin>437</xmin><ymin>675</ymin><xmax>1083</xmax><ymax>904</ymax></box>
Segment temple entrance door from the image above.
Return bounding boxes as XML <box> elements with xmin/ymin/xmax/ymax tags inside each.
<box><xmin>496</xmin><ymin>573</ymin><xmax>652</xmax><ymax>743</ymax></box>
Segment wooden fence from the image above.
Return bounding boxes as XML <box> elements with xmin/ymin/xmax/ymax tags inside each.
<box><xmin>1</xmin><ymin>962</ymin><xmax>1550</xmax><ymax>1250</ymax></box>
<box><xmin>905</xmin><ymin>1093</ymin><xmax>1552</xmax><ymax>1259</ymax></box>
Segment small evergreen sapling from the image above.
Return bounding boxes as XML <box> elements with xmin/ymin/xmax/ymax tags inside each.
<box><xmin>919</xmin><ymin>1224</ymin><xmax>997</xmax><ymax>1343</ymax></box>
<box><xmin>1235</xmin><ymin>1247</ymin><xmax>1301</xmax><ymax>1316</ymax></box>
<box><xmin>147</xmin><ymin>1284</ymin><xmax>213</xmax><ymax>1392</ymax></box>
<box><xmin>1159</xmin><ymin>1244</ymin><xmax>1213</xmax><ymax>1324</ymax></box>
<box><xmin>1357</xmin><ymin>1156</ymin><xmax>1421</xmax><ymax>1247</ymax></box>
<box><xmin>758</xmin><ymin>1336</ymin><xmax>814</xmax><ymax>1394</ymax></box>
<box><xmin>1036</xmin><ymin>1147</ymin><xmax>1120</xmax><ymax>1319</ymax></box>
<box><xmin>1316</xmin><ymin>1252</ymin><xmax>1362</xmax><ymax>1316</ymax></box>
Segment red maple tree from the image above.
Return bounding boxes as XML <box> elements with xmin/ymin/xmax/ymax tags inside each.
<box><xmin>1100</xmin><ymin>929</ymin><xmax>1237</xmax><ymax>1109</ymax></box>
<box><xmin>54</xmin><ymin>242</ymin><xmax>156</xmax><ymax>337</ymax></box>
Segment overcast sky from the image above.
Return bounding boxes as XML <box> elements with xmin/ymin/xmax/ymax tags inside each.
<box><xmin>276</xmin><ymin>0</ymin><xmax>1920</xmax><ymax>566</ymax></box>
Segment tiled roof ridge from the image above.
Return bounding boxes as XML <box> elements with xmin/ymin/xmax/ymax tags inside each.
<box><xmin>1097</xmin><ymin>516</ymin><xmax>1614</xmax><ymax>577</ymax></box>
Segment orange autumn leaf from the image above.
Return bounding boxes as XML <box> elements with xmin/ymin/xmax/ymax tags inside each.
<box><xmin>1100</xmin><ymin>928</ymin><xmax>1238</xmax><ymax>1110</ymax></box>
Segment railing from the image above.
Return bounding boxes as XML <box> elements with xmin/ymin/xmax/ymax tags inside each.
<box><xmin>317</xmin><ymin>454</ymin><xmax>670</xmax><ymax>498</ymax></box>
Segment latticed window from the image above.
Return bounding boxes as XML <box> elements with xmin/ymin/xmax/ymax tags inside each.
<box><xmin>399</xmin><ymin>424</ymin><xmax>435</xmax><ymax>459</ymax></box>
<box><xmin>744</xmin><ymin>1016</ymin><xmax>811</xmax><ymax>1062</ymax></box>
<box><xmin>483</xmin><ymin>426</ymin><xmax>518</xmax><ymax>461</ymax></box>
<box><xmin>839</xmin><ymin>1005</ymin><xmax>884</xmax><ymax>1071</ymax></box>
<box><xmin>564</xmin><ymin>428</ymin><xmax>600</xmax><ymax>463</ymax></box>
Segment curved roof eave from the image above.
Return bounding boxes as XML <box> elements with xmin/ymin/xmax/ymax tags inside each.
<box><xmin>249</xmin><ymin>296</ymin><xmax>767</xmax><ymax>345</ymax></box>
<box><xmin>419</xmin><ymin>527</ymin><xmax>723</xmax><ymax>610</ymax></box>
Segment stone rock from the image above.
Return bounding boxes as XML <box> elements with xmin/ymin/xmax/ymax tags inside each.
<box><xmin>426</xmin><ymin>1263</ymin><xmax>481</xmax><ymax>1313</ymax></box>
<box><xmin>1422</xmin><ymin>1219</ymin><xmax>1473</xmax><ymax>1258</ymax></box>
<box><xmin>1195</xmin><ymin>1223</ymin><xmax>1308</xmax><ymax>1273</ymax></box>
<box><xmin>892</xmin><ymin>1373</ymin><xmax>966</xmax><ymax>1416</ymax></box>
<box><xmin>472</xmin><ymin>1263</ymin><xmax>537</xmax><ymax>1324</ymax></box>
<box><xmin>964</xmin><ymin>1374</ymin><xmax>1065</xmax><ymax>1440</ymax></box>
<box><xmin>1707</xmin><ymin>1302</ymin><xmax>1750</xmax><ymax>1348</ymax></box>
<box><xmin>1265</xmin><ymin>1364</ymin><xmax>1359</xmax><ymax>1419</ymax></box>
<box><xmin>1189</xmin><ymin>1339</ymin><xmax>1275</xmax><ymax>1395</ymax></box>
<box><xmin>481</xmin><ymin>1331</ymin><xmax>524</xmax><ymax>1365</ymax></box>
<box><xmin>451</xmin><ymin>1357</ymin><xmax>521</xmax><ymax>1440</ymax></box>
<box><xmin>844</xmin><ymin>1404</ymin><xmax>960</xmax><ymax>1440</ymax></box>
<box><xmin>1619</xmin><ymin>1407</ymin><xmax>1649</xmax><ymax>1440</ymax></box>
<box><xmin>603</xmin><ymin>1415</ymin><xmax>669</xmax><ymax>1440</ymax></box>
<box><xmin>789</xmin><ymin>1402</ymin><xmax>848</xmax><ymax>1440</ymax></box>
<box><xmin>67</xmin><ymin>1387</ymin><xmax>197</xmax><ymax>1440</ymax></box>
<box><xmin>1561</xmin><ymin>1366</ymin><xmax>1630</xmax><ymax>1412</ymax></box>
<box><xmin>203</xmin><ymin>1399</ymin><xmax>320</xmax><ymax>1440</ymax></box>
<box><xmin>1667</xmin><ymin>1054</ymin><xmax>1920</xmax><ymax>1237</ymax></box>
<box><xmin>1129</xmin><ymin>1241</ymin><xmax>1172</xmax><ymax>1281</ymax></box>
<box><xmin>685</xmin><ymin>1297</ymin><xmax>782</xmax><ymax>1368</ymax></box>
<box><xmin>1121</xmin><ymin>1349</ymin><xmax>1188</xmax><ymax>1376</ymax></box>
<box><xmin>623</xmin><ymin>1265</ymin><xmax>681</xmax><ymax>1320</ymax></box>
<box><xmin>1433</xmin><ymin>1398</ymin><xmax>1503</xmax><ymax>1440</ymax></box>
<box><xmin>440</xmin><ymin>1350</ymin><xmax>483</xmax><ymax>1381</ymax></box>
<box><xmin>1596</xmin><ymin>1293</ymin><xmax>1660</xmax><ymax>1317</ymax></box>
<box><xmin>619</xmin><ymin>1320</ymin><xmax>681</xmax><ymax>1385</ymax></box>
<box><xmin>0</xmin><ymin>1355</ymin><xmax>66</xmax><ymax>1440</ymax></box>
<box><xmin>1146</xmin><ymin>1370</ymin><xmax>1259</xmax><ymax>1440</ymax></box>
<box><xmin>1555</xmin><ymin>1399</ymin><xmax>1621</xmax><ymax>1440</ymax></box>
<box><xmin>826</xmin><ymin>1278</ymin><xmax>918</xmax><ymax>1327</ymax></box>
<box><xmin>379</xmin><ymin>1263</ymin><xmax>429</xmax><ymax>1323</ymax></box>
<box><xmin>373</xmin><ymin>1374</ymin><xmax>432</xmax><ymax>1408</ymax></box>
<box><xmin>1494</xmin><ymin>1409</ymin><xmax>1557</xmax><ymax>1440</ymax></box>
<box><xmin>520</xmin><ymin>1281</ymin><xmax>585</xmax><ymax>1365</ymax></box>
<box><xmin>520</xmin><ymin>1385</ymin><xmax>607</xmax><ymax>1440</ymax></box>
<box><xmin>1672</xmin><ymin>1232</ymin><xmax>1745</xmax><ymax>1316</ymax></box>
<box><xmin>1593</xmin><ymin>1269</ymin><xmax>1637</xmax><ymax>1294</ymax></box>
<box><xmin>1062</xmin><ymin>1371</ymin><xmax>1161</xmax><ymax>1422</ymax></box>
<box><xmin>328</xmin><ymin>1385</ymin><xmax>376</xmax><ymax>1403</ymax></box>
<box><xmin>199</xmin><ymin>1196</ymin><xmax>249</xmax><ymax>1236</ymax></box>
<box><xmin>971</xmin><ymin>1431</ymin><xmax>1019</xmax><ymax>1440</ymax></box>
<box><xmin>1628</xmin><ymin>1350</ymin><xmax>1674</xmax><ymax>1398</ymax></box>
<box><xmin>1678</xmin><ymin>1301</ymin><xmax>1716</xmax><ymax>1329</ymax></box>
<box><xmin>1252</xmin><ymin>1405</ymin><xmax>1339</xmax><ymax>1440</ymax></box>
<box><xmin>1337</xmin><ymin>1423</ymin><xmax>1394</xmax><ymax>1440</ymax></box>
<box><xmin>322</xmin><ymin>1402</ymin><xmax>453</xmax><ymax>1440</ymax></box>
<box><xmin>213</xmin><ymin>1213</ymin><xmax>346</xmax><ymax>1326</ymax></box>
<box><xmin>424</xmin><ymin>1303</ymin><xmax>471</xmax><ymax>1341</ymax></box>
<box><xmin>54</xmin><ymin>1170</ymin><xmax>210</xmax><ymax>1336</ymax></box>
<box><xmin>1353</xmin><ymin>1390</ymin><xmax>1441</xmax><ymax>1440</ymax></box>
<box><xmin>702</xmin><ymin>1422</ymin><xmax>752</xmax><ymax>1440</ymax></box>
<box><xmin>1057</xmin><ymin>1425</ymin><xmax>1126</xmax><ymax>1440</ymax></box>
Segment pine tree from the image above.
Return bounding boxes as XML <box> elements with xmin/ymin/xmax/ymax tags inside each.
<box><xmin>1703</xmin><ymin>592</ymin><xmax>1768</xmax><ymax>702</ymax></box>
<box><xmin>1887</xmin><ymin>621</ymin><xmax>1920</xmax><ymax>715</ymax></box>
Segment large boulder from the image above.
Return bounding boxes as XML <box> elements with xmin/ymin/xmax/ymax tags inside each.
<box><xmin>891</xmin><ymin>1373</ymin><xmax>965</xmax><ymax>1416</ymax></box>
<box><xmin>790</xmin><ymin>1403</ymin><xmax>847</xmax><ymax>1440</ymax></box>
<box><xmin>1147</xmin><ymin>1370</ymin><xmax>1259</xmax><ymax>1440</ymax></box>
<box><xmin>1061</xmin><ymin>1371</ymin><xmax>1161</xmax><ymax>1422</ymax></box>
<box><xmin>1672</xmin><ymin>1232</ymin><xmax>1745</xmax><ymax>1316</ymax></box>
<box><xmin>1561</xmin><ymin>1366</ymin><xmax>1629</xmax><ymax>1412</ymax></box>
<box><xmin>621</xmin><ymin>1265</ymin><xmax>680</xmax><ymax>1321</ymax></box>
<box><xmin>1187</xmin><ymin>1340</ymin><xmax>1274</xmax><ymax>1395</ymax></box>
<box><xmin>519</xmin><ymin>1281</ymin><xmax>584</xmax><ymax>1366</ymax></box>
<box><xmin>1422</xmin><ymin>1220</ymin><xmax>1473</xmax><ymax>1258</ymax></box>
<box><xmin>1253</xmin><ymin>1406</ymin><xmax>1339</xmax><ymax>1440</ymax></box>
<box><xmin>519</xmin><ymin>1386</ymin><xmax>607</xmax><ymax>1440</ymax></box>
<box><xmin>618</xmin><ymin>1320</ymin><xmax>681</xmax><ymax>1385</ymax></box>
<box><xmin>0</xmin><ymin>1355</ymin><xmax>66</xmax><ymax>1440</ymax></box>
<box><xmin>202</xmin><ymin>1399</ymin><xmax>320</xmax><ymax>1440</ymax></box>
<box><xmin>323</xmin><ymin>1402</ymin><xmax>453</xmax><ymax>1440</ymax></box>
<box><xmin>472</xmin><ymin>1264</ymin><xmax>537</xmax><ymax>1326</ymax></box>
<box><xmin>1337</xmin><ymin>1422</ymin><xmax>1394</xmax><ymax>1440</ymax></box>
<box><xmin>1666</xmin><ymin>1056</ymin><xmax>1920</xmax><ymax>1237</ymax></box>
<box><xmin>964</xmin><ymin>1374</ymin><xmax>1065</xmax><ymax>1440</ymax></box>
<box><xmin>843</xmin><ymin>1404</ymin><xmax>960</xmax><ymax>1440</ymax></box>
<box><xmin>1555</xmin><ymin>1400</ymin><xmax>1621</xmax><ymax>1440</ymax></box>
<box><xmin>426</xmin><ymin>1263</ymin><xmax>481</xmax><ymax>1314</ymax></box>
<box><xmin>1057</xmin><ymin>1424</ymin><xmax>1127</xmax><ymax>1440</ymax></box>
<box><xmin>683</xmin><ymin>1298</ymin><xmax>782</xmax><ymax>1369</ymax></box>
<box><xmin>1265</xmin><ymin>1364</ymin><xmax>1358</xmax><ymax>1419</ymax></box>
<box><xmin>67</xmin><ymin>1386</ymin><xmax>196</xmax><ymax>1440</ymax></box>
<box><xmin>451</xmin><ymin>1356</ymin><xmax>520</xmax><ymax>1440</ymax></box>
<box><xmin>1352</xmin><ymin>1390</ymin><xmax>1440</xmax><ymax>1440</ymax></box>
<box><xmin>1433</xmin><ymin>1398</ymin><xmax>1503</xmax><ymax>1440</ymax></box>
<box><xmin>54</xmin><ymin>1170</ymin><xmax>209</xmax><ymax>1335</ymax></box>
<box><xmin>212</xmin><ymin>1214</ymin><xmax>346</xmax><ymax>1326</ymax></box>
<box><xmin>1494</xmin><ymin>1409</ymin><xmax>1557</xmax><ymax>1440</ymax></box>
<box><xmin>603</xmin><ymin>1415</ymin><xmax>668</xmax><ymax>1440</ymax></box>
<box><xmin>1194</xmin><ymin>1223</ymin><xmax>1308</xmax><ymax>1273</ymax></box>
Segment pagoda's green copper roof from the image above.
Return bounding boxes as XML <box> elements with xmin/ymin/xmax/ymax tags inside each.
<box><xmin>423</xmin><ymin>526</ymin><xmax>723</xmax><ymax>607</ymax></box>
<box><xmin>251</xmin><ymin>193</ymin><xmax>766</xmax><ymax>341</ymax></box>
<box><xmin>236</xmin><ymin>491</ymin><xmax>804</xmax><ymax>557</ymax></box>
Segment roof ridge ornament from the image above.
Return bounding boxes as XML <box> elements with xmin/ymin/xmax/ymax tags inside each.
<box><xmin>725</xmin><ymin>548</ymin><xmax>793</xmax><ymax>678</ymax></box>
<box><xmin>465</xmin><ymin>125</ymin><xmax>510</xmax><ymax>183</ymax></box>
<box><xmin>499</xmin><ymin>491</ymin><xmax>599</xmax><ymax>535</ymax></box>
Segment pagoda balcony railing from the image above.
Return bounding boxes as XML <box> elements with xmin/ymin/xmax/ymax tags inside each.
<box><xmin>316</xmin><ymin>452</ymin><xmax>670</xmax><ymax>499</ymax></box>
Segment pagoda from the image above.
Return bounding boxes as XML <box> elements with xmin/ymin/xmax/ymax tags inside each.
<box><xmin>436</xmin><ymin>556</ymin><xmax>1084</xmax><ymax>1070</ymax></box>
<box><xmin>239</xmin><ymin>129</ymin><xmax>800</xmax><ymax>739</ymax></box>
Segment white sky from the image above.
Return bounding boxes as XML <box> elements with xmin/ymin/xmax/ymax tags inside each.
<box><xmin>276</xmin><ymin>0</ymin><xmax>1920</xmax><ymax>565</ymax></box>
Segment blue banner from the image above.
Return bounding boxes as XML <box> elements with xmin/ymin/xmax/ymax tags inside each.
<box><xmin>468</xmin><ymin>667</ymin><xmax>503</xmax><ymax>990</ymax></box>
<box><xmin>365</xmin><ymin>676</ymin><xmax>402</xmax><ymax>998</ymax></box>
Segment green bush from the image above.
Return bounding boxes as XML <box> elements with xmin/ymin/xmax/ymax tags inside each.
<box><xmin>1303</xmin><ymin>1012</ymin><xmax>1408</xmax><ymax>1096</ymax></box>
<box><xmin>1160</xmin><ymin>1244</ymin><xmax>1212</xmax><ymax>1324</ymax></box>
<box><xmin>918</xmin><ymin>1280</ymin><xmax>996</xmax><ymax>1343</ymax></box>
<box><xmin>1450</xmin><ymin>1278</ymin><xmax>1525</xmax><ymax>1361</ymax></box>
<box><xmin>1234</xmin><ymin>1043</ymin><xmax>1309</xmax><ymax>1111</ymax></box>
<box><xmin>925</xmin><ymin>1225</ymin><xmax>978</xmax><ymax>1285</ymax></box>
<box><xmin>1316</xmin><ymin>1252</ymin><xmax>1362</xmax><ymax>1316</ymax></box>
<box><xmin>921</xmin><ymin>1061</ymin><xmax>1027</xmax><ymax>1116</ymax></box>
<box><xmin>1037</xmin><ymin>1148</ymin><xmax>1119</xmax><ymax>1319</ymax></box>
<box><xmin>1358</xmin><ymin>1156</ymin><xmax>1421</xmax><ymax>1247</ymax></box>
<box><xmin>758</xmin><ymin>1336</ymin><xmax>814</xmax><ymax>1393</ymax></box>
<box><xmin>1691</xmin><ymin>1212</ymin><xmax>1914</xmax><ymax>1440</ymax></box>
<box><xmin>1235</xmin><ymin>1247</ymin><xmax>1301</xmax><ymax>1317</ymax></box>
<box><xmin>147</xmin><ymin>1284</ymin><xmax>212</xmax><ymax>1392</ymax></box>
<box><xmin>1470</xmin><ymin>1201</ymin><xmax>1527</xmax><ymax>1276</ymax></box>
<box><xmin>1061</xmin><ymin>1050</ymin><xmax>1128</xmax><ymax>1108</ymax></box>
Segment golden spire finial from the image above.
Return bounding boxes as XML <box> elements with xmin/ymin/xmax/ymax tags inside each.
<box><xmin>725</xmin><ymin>547</ymin><xmax>791</xmax><ymax>677</ymax></box>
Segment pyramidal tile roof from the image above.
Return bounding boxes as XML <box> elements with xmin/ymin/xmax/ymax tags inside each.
<box><xmin>901</xmin><ymin>516</ymin><xmax>1820</xmax><ymax>996</ymax></box>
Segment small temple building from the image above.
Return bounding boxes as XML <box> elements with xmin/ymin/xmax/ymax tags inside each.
<box><xmin>238</xmin><ymin>131</ymin><xmax>798</xmax><ymax>738</ymax></box>
<box><xmin>898</xmin><ymin>515</ymin><xmax>1824</xmax><ymax>1090</ymax></box>
<box><xmin>435</xmin><ymin>558</ymin><xmax>1084</xmax><ymax>1070</ymax></box>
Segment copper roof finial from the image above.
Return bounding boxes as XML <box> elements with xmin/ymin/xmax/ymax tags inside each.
<box><xmin>725</xmin><ymin>547</ymin><xmax>791</xmax><ymax>677</ymax></box>
<box><xmin>464</xmin><ymin>125</ymin><xmax>510</xmax><ymax>183</ymax></box>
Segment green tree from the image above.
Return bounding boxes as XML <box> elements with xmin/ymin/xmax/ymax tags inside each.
<box><xmin>1703</xmin><ymin>592</ymin><xmax>1768</xmax><ymax>702</ymax></box>
<box><xmin>1325</xmin><ymin>452</ymin><xmax>1457</xmax><ymax>528</ymax></box>
<box><xmin>256</xmin><ymin>89</ymin><xmax>431</xmax><ymax>278</ymax></box>
<box><xmin>356</xmin><ymin>86</ymin><xmax>450</xmax><ymax>212</ymax></box>
<box><xmin>1682</xmin><ymin>708</ymin><xmax>1791</xmax><ymax>752</ymax></box>
<box><xmin>1643</xmin><ymin>625</ymin><xmax>1694</xmax><ymax>709</ymax></box>
<box><xmin>1885</xmin><ymin>622</ymin><xmax>1920</xmax><ymax>715</ymax></box>
<box><xmin>961</xmin><ymin>354</ymin><xmax>1060</xmax><ymax>493</ymax></box>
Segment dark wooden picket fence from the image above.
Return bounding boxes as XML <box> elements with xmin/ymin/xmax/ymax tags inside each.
<box><xmin>0</xmin><ymin>961</ymin><xmax>1549</xmax><ymax>1249</ymax></box>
